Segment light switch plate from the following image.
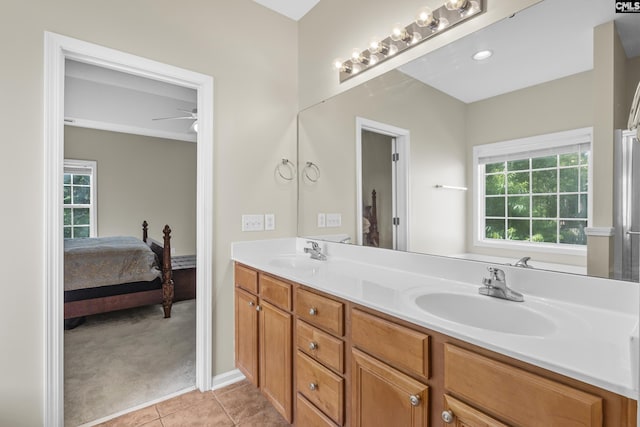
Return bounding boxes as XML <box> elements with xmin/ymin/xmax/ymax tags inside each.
<box><xmin>326</xmin><ymin>213</ymin><xmax>341</xmax><ymax>227</ymax></box>
<box><xmin>317</xmin><ymin>213</ymin><xmax>326</xmax><ymax>228</ymax></box>
<box><xmin>265</xmin><ymin>213</ymin><xmax>275</xmax><ymax>230</ymax></box>
<box><xmin>242</xmin><ymin>214</ymin><xmax>264</xmax><ymax>231</ymax></box>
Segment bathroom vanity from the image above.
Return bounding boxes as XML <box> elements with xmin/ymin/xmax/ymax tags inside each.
<box><xmin>232</xmin><ymin>238</ymin><xmax>638</xmax><ymax>426</ymax></box>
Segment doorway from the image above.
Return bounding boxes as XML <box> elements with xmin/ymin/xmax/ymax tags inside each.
<box><xmin>44</xmin><ymin>32</ymin><xmax>213</xmax><ymax>425</ymax></box>
<box><xmin>356</xmin><ymin>117</ymin><xmax>410</xmax><ymax>251</ymax></box>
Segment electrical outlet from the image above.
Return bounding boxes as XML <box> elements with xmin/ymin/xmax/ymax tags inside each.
<box><xmin>242</xmin><ymin>214</ymin><xmax>264</xmax><ymax>231</ymax></box>
<box><xmin>326</xmin><ymin>213</ymin><xmax>342</xmax><ymax>227</ymax></box>
<box><xmin>317</xmin><ymin>213</ymin><xmax>326</xmax><ymax>228</ymax></box>
<box><xmin>264</xmin><ymin>213</ymin><xmax>275</xmax><ymax>231</ymax></box>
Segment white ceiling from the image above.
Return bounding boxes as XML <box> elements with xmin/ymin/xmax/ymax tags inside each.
<box><xmin>399</xmin><ymin>0</ymin><xmax>640</xmax><ymax>103</ymax></box>
<box><xmin>65</xmin><ymin>60</ymin><xmax>197</xmax><ymax>142</ymax></box>
<box><xmin>252</xmin><ymin>0</ymin><xmax>320</xmax><ymax>21</ymax></box>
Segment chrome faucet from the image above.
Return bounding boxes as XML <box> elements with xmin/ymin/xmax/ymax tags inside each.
<box><xmin>513</xmin><ymin>256</ymin><xmax>533</xmax><ymax>268</ymax></box>
<box><xmin>304</xmin><ymin>241</ymin><xmax>327</xmax><ymax>261</ymax></box>
<box><xmin>479</xmin><ymin>267</ymin><xmax>524</xmax><ymax>302</ymax></box>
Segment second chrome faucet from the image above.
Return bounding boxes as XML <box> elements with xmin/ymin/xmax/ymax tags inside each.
<box><xmin>479</xmin><ymin>267</ymin><xmax>524</xmax><ymax>302</ymax></box>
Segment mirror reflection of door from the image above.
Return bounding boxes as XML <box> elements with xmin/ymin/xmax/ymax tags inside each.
<box><xmin>359</xmin><ymin>125</ymin><xmax>409</xmax><ymax>251</ymax></box>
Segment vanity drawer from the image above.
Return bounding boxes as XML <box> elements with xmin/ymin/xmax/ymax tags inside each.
<box><xmin>444</xmin><ymin>344</ymin><xmax>603</xmax><ymax>426</ymax></box>
<box><xmin>296</xmin><ymin>288</ymin><xmax>344</xmax><ymax>336</ymax></box>
<box><xmin>297</xmin><ymin>320</ymin><xmax>344</xmax><ymax>373</ymax></box>
<box><xmin>296</xmin><ymin>350</ymin><xmax>344</xmax><ymax>425</ymax></box>
<box><xmin>351</xmin><ymin>308</ymin><xmax>430</xmax><ymax>378</ymax></box>
<box><xmin>234</xmin><ymin>263</ymin><xmax>258</xmax><ymax>294</ymax></box>
<box><xmin>259</xmin><ymin>274</ymin><xmax>292</xmax><ymax>311</ymax></box>
<box><xmin>296</xmin><ymin>393</ymin><xmax>340</xmax><ymax>427</ymax></box>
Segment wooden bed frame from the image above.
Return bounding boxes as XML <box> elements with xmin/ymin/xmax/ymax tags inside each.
<box><xmin>364</xmin><ymin>189</ymin><xmax>380</xmax><ymax>247</ymax></box>
<box><xmin>64</xmin><ymin>221</ymin><xmax>174</xmax><ymax>320</ymax></box>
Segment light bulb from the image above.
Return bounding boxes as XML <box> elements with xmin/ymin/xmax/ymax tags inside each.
<box><xmin>415</xmin><ymin>7</ymin><xmax>435</xmax><ymax>27</ymax></box>
<box><xmin>193</xmin><ymin>121</ymin><xmax>198</xmax><ymax>133</ymax></box>
<box><xmin>333</xmin><ymin>58</ymin><xmax>344</xmax><ymax>70</ymax></box>
<box><xmin>370</xmin><ymin>37</ymin><xmax>390</xmax><ymax>56</ymax></box>
<box><xmin>351</xmin><ymin>48</ymin><xmax>362</xmax><ymax>63</ymax></box>
<box><xmin>390</xmin><ymin>24</ymin><xmax>409</xmax><ymax>42</ymax></box>
<box><xmin>444</xmin><ymin>0</ymin><xmax>469</xmax><ymax>11</ymax></box>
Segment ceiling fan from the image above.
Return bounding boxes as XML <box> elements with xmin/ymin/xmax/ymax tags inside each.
<box><xmin>152</xmin><ymin>108</ymin><xmax>198</xmax><ymax>133</ymax></box>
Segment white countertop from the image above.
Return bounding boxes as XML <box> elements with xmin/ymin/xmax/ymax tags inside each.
<box><xmin>231</xmin><ymin>238</ymin><xmax>640</xmax><ymax>400</ymax></box>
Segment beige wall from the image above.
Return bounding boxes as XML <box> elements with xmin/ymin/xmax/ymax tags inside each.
<box><xmin>0</xmin><ymin>1</ymin><xmax>297</xmax><ymax>424</ymax></box>
<box><xmin>298</xmin><ymin>0</ymin><xmax>541</xmax><ymax>108</ymax></box>
<box><xmin>299</xmin><ymin>70</ymin><xmax>467</xmax><ymax>255</ymax></box>
<box><xmin>65</xmin><ymin>127</ymin><xmax>197</xmax><ymax>256</ymax></box>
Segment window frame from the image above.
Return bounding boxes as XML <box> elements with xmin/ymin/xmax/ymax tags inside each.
<box><xmin>472</xmin><ymin>127</ymin><xmax>593</xmax><ymax>255</ymax></box>
<box><xmin>63</xmin><ymin>159</ymin><xmax>97</xmax><ymax>238</ymax></box>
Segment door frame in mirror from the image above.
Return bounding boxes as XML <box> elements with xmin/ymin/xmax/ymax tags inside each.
<box><xmin>356</xmin><ymin>117</ymin><xmax>410</xmax><ymax>250</ymax></box>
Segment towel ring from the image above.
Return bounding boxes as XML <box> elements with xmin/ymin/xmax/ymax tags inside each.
<box><xmin>303</xmin><ymin>161</ymin><xmax>320</xmax><ymax>183</ymax></box>
<box><xmin>276</xmin><ymin>158</ymin><xmax>296</xmax><ymax>181</ymax></box>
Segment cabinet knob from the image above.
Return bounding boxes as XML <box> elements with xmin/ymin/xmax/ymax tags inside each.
<box><xmin>248</xmin><ymin>301</ymin><xmax>255</xmax><ymax>307</ymax></box>
<box><xmin>309</xmin><ymin>382</ymin><xmax>318</xmax><ymax>391</ymax></box>
<box><xmin>409</xmin><ymin>395</ymin><xmax>421</xmax><ymax>407</ymax></box>
<box><xmin>441</xmin><ymin>410</ymin><xmax>454</xmax><ymax>423</ymax></box>
<box><xmin>256</xmin><ymin>305</ymin><xmax>262</xmax><ymax>312</ymax></box>
<box><xmin>309</xmin><ymin>341</ymin><xmax>318</xmax><ymax>351</ymax></box>
<box><xmin>309</xmin><ymin>307</ymin><xmax>318</xmax><ymax>316</ymax></box>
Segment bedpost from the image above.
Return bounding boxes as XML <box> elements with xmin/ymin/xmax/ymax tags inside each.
<box><xmin>370</xmin><ymin>189</ymin><xmax>380</xmax><ymax>247</ymax></box>
<box><xmin>142</xmin><ymin>220</ymin><xmax>148</xmax><ymax>243</ymax></box>
<box><xmin>161</xmin><ymin>224</ymin><xmax>174</xmax><ymax>318</ymax></box>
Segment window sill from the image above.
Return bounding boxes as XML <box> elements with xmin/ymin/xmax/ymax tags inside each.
<box><xmin>473</xmin><ymin>239</ymin><xmax>587</xmax><ymax>256</ymax></box>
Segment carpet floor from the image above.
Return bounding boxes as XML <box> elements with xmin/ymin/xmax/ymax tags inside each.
<box><xmin>64</xmin><ymin>300</ymin><xmax>196</xmax><ymax>427</ymax></box>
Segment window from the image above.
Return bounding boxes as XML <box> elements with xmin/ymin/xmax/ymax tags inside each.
<box><xmin>64</xmin><ymin>159</ymin><xmax>97</xmax><ymax>238</ymax></box>
<box><xmin>473</xmin><ymin>128</ymin><xmax>592</xmax><ymax>252</ymax></box>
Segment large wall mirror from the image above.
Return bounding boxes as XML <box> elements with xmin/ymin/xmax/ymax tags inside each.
<box><xmin>298</xmin><ymin>0</ymin><xmax>640</xmax><ymax>281</ymax></box>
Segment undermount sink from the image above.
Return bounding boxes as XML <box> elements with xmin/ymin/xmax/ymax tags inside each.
<box><xmin>414</xmin><ymin>292</ymin><xmax>556</xmax><ymax>336</ymax></box>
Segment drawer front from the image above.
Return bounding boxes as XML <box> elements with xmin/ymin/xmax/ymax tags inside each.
<box><xmin>296</xmin><ymin>393</ymin><xmax>340</xmax><ymax>427</ymax></box>
<box><xmin>444</xmin><ymin>344</ymin><xmax>603</xmax><ymax>426</ymax></box>
<box><xmin>296</xmin><ymin>351</ymin><xmax>344</xmax><ymax>425</ymax></box>
<box><xmin>296</xmin><ymin>288</ymin><xmax>344</xmax><ymax>336</ymax></box>
<box><xmin>351</xmin><ymin>309</ymin><xmax>429</xmax><ymax>378</ymax></box>
<box><xmin>297</xmin><ymin>320</ymin><xmax>344</xmax><ymax>373</ymax></box>
<box><xmin>234</xmin><ymin>263</ymin><xmax>258</xmax><ymax>294</ymax></box>
<box><xmin>444</xmin><ymin>394</ymin><xmax>509</xmax><ymax>427</ymax></box>
<box><xmin>259</xmin><ymin>274</ymin><xmax>292</xmax><ymax>311</ymax></box>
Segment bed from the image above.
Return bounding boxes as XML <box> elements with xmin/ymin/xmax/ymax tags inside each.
<box><xmin>64</xmin><ymin>221</ymin><xmax>174</xmax><ymax>323</ymax></box>
<box><xmin>363</xmin><ymin>189</ymin><xmax>379</xmax><ymax>247</ymax></box>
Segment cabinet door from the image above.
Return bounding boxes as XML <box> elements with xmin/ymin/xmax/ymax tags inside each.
<box><xmin>235</xmin><ymin>288</ymin><xmax>259</xmax><ymax>386</ymax></box>
<box><xmin>443</xmin><ymin>395</ymin><xmax>508</xmax><ymax>427</ymax></box>
<box><xmin>352</xmin><ymin>348</ymin><xmax>428</xmax><ymax>427</ymax></box>
<box><xmin>259</xmin><ymin>300</ymin><xmax>293</xmax><ymax>422</ymax></box>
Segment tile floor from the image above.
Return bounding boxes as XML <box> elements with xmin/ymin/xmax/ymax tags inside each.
<box><xmin>96</xmin><ymin>380</ymin><xmax>291</xmax><ymax>427</ymax></box>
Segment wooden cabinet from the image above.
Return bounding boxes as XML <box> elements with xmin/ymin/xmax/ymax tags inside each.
<box><xmin>234</xmin><ymin>287</ymin><xmax>259</xmax><ymax>386</ymax></box>
<box><xmin>233</xmin><ymin>264</ymin><xmax>293</xmax><ymax>422</ymax></box>
<box><xmin>443</xmin><ymin>344</ymin><xmax>604</xmax><ymax>427</ymax></box>
<box><xmin>351</xmin><ymin>348</ymin><xmax>428</xmax><ymax>427</ymax></box>
<box><xmin>259</xmin><ymin>300</ymin><xmax>292</xmax><ymax>421</ymax></box>
<box><xmin>234</xmin><ymin>263</ymin><xmax>637</xmax><ymax>427</ymax></box>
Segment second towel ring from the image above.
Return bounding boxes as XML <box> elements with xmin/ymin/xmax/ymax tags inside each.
<box><xmin>303</xmin><ymin>161</ymin><xmax>320</xmax><ymax>182</ymax></box>
<box><xmin>276</xmin><ymin>158</ymin><xmax>296</xmax><ymax>181</ymax></box>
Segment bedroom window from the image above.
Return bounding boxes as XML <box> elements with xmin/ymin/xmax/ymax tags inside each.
<box><xmin>64</xmin><ymin>159</ymin><xmax>97</xmax><ymax>238</ymax></box>
<box><xmin>473</xmin><ymin>128</ymin><xmax>592</xmax><ymax>254</ymax></box>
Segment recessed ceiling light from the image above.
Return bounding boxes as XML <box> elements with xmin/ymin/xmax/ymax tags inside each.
<box><xmin>472</xmin><ymin>49</ymin><xmax>493</xmax><ymax>61</ymax></box>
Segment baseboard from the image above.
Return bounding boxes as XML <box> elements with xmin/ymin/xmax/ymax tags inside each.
<box><xmin>211</xmin><ymin>369</ymin><xmax>246</xmax><ymax>390</ymax></box>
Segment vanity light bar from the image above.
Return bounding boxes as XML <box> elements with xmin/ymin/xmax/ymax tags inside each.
<box><xmin>335</xmin><ymin>0</ymin><xmax>484</xmax><ymax>83</ymax></box>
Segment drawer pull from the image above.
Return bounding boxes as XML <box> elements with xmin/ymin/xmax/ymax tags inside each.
<box><xmin>309</xmin><ymin>341</ymin><xmax>319</xmax><ymax>351</ymax></box>
<box><xmin>256</xmin><ymin>305</ymin><xmax>262</xmax><ymax>312</ymax></box>
<box><xmin>309</xmin><ymin>382</ymin><xmax>318</xmax><ymax>391</ymax></box>
<box><xmin>441</xmin><ymin>410</ymin><xmax>453</xmax><ymax>423</ymax></box>
<box><xmin>248</xmin><ymin>301</ymin><xmax>255</xmax><ymax>307</ymax></box>
<box><xmin>309</xmin><ymin>307</ymin><xmax>318</xmax><ymax>316</ymax></box>
<box><xmin>409</xmin><ymin>395</ymin><xmax>421</xmax><ymax>407</ymax></box>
